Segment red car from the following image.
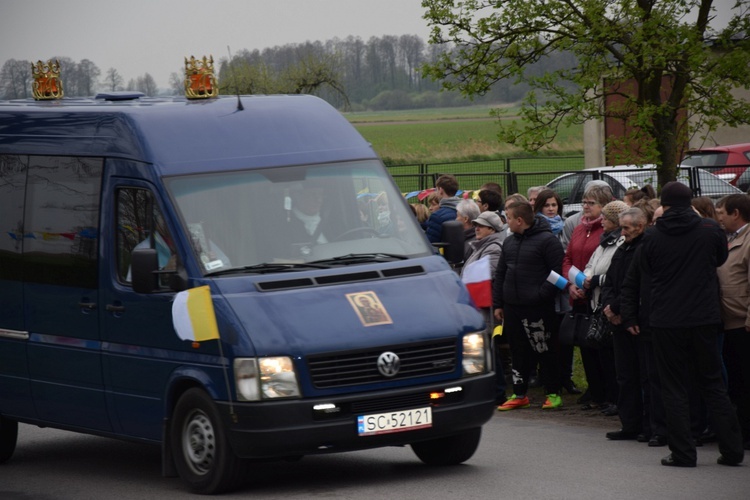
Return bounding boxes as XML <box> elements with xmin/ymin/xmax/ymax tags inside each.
<box><xmin>682</xmin><ymin>143</ymin><xmax>750</xmax><ymax>191</ymax></box>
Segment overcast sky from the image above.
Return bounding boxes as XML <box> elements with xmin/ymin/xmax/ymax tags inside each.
<box><xmin>0</xmin><ymin>0</ymin><xmax>432</xmax><ymax>89</ymax></box>
<box><xmin>0</xmin><ymin>0</ymin><xmax>741</xmax><ymax>91</ymax></box>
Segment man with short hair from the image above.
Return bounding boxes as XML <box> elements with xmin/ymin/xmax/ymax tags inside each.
<box><xmin>493</xmin><ymin>200</ymin><xmax>564</xmax><ymax>410</ymax></box>
<box><xmin>425</xmin><ymin>174</ymin><xmax>460</xmax><ymax>243</ymax></box>
<box><xmin>716</xmin><ymin>194</ymin><xmax>750</xmax><ymax>451</ymax></box>
<box><xmin>637</xmin><ymin>182</ymin><xmax>743</xmax><ymax>467</ymax></box>
<box><xmin>477</xmin><ymin>189</ymin><xmax>503</xmax><ymax>214</ymax></box>
<box><xmin>600</xmin><ymin>207</ymin><xmax>666</xmax><ymax>445</ymax></box>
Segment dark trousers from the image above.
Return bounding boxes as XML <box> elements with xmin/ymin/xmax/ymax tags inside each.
<box><xmin>504</xmin><ymin>303</ymin><xmax>561</xmax><ymax>396</ymax></box>
<box><xmin>653</xmin><ymin>325</ymin><xmax>744</xmax><ymax>464</ymax></box>
<box><xmin>613</xmin><ymin>328</ymin><xmax>643</xmax><ymax>433</ymax></box>
<box><xmin>580</xmin><ymin>346</ymin><xmax>606</xmax><ymax>403</ymax></box>
<box><xmin>638</xmin><ymin>335</ymin><xmax>667</xmax><ymax>438</ymax></box>
<box><xmin>559</xmin><ymin>343</ymin><xmax>574</xmax><ymax>381</ymax></box>
<box><xmin>724</xmin><ymin>327</ymin><xmax>750</xmax><ymax>444</ymax></box>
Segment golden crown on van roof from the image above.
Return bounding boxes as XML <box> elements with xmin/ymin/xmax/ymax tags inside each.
<box><xmin>31</xmin><ymin>59</ymin><xmax>64</xmax><ymax>100</ymax></box>
<box><xmin>184</xmin><ymin>55</ymin><xmax>218</xmax><ymax>99</ymax></box>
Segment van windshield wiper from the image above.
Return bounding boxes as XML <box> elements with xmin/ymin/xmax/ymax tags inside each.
<box><xmin>309</xmin><ymin>253</ymin><xmax>409</xmax><ymax>265</ymax></box>
<box><xmin>205</xmin><ymin>262</ymin><xmax>331</xmax><ymax>276</ymax></box>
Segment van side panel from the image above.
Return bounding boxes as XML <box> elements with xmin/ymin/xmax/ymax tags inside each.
<box><xmin>0</xmin><ymin>154</ymin><xmax>33</xmax><ymax>418</ymax></box>
<box><xmin>22</xmin><ymin>156</ymin><xmax>110</xmax><ymax>431</ymax></box>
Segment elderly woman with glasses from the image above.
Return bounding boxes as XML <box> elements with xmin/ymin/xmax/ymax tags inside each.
<box><xmin>562</xmin><ymin>184</ymin><xmax>616</xmax><ymax>411</ymax></box>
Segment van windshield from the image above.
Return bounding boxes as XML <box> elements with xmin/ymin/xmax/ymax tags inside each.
<box><xmin>164</xmin><ymin>160</ymin><xmax>432</xmax><ymax>274</ymax></box>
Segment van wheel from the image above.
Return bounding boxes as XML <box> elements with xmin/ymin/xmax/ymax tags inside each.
<box><xmin>411</xmin><ymin>427</ymin><xmax>481</xmax><ymax>466</ymax></box>
<box><xmin>0</xmin><ymin>416</ymin><xmax>18</xmax><ymax>463</ymax></box>
<box><xmin>170</xmin><ymin>388</ymin><xmax>245</xmax><ymax>494</ymax></box>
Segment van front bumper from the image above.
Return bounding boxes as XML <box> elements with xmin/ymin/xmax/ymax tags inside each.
<box><xmin>218</xmin><ymin>373</ymin><xmax>496</xmax><ymax>459</ymax></box>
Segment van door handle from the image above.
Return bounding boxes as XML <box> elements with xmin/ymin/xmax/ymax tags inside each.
<box><xmin>78</xmin><ymin>301</ymin><xmax>97</xmax><ymax>310</ymax></box>
<box><xmin>106</xmin><ymin>304</ymin><xmax>126</xmax><ymax>313</ymax></box>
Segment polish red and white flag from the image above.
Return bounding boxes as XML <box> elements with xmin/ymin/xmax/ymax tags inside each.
<box><xmin>462</xmin><ymin>255</ymin><xmax>492</xmax><ymax>308</ymax></box>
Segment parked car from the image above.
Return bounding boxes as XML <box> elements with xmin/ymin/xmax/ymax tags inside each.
<box><xmin>546</xmin><ymin>165</ymin><xmax>742</xmax><ymax>216</ymax></box>
<box><xmin>681</xmin><ymin>143</ymin><xmax>750</xmax><ymax>191</ymax></box>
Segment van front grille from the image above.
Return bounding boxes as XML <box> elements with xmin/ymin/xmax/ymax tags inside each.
<box><xmin>307</xmin><ymin>339</ymin><xmax>457</xmax><ymax>389</ymax></box>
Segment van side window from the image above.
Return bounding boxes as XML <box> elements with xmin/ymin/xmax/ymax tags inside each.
<box><xmin>23</xmin><ymin>156</ymin><xmax>102</xmax><ymax>288</ymax></box>
<box><xmin>0</xmin><ymin>155</ymin><xmax>26</xmax><ymax>283</ymax></box>
<box><xmin>116</xmin><ymin>188</ymin><xmax>176</xmax><ymax>287</ymax></box>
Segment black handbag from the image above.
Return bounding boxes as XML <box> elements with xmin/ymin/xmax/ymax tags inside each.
<box><xmin>558</xmin><ymin>310</ymin><xmax>591</xmax><ymax>346</ymax></box>
<box><xmin>584</xmin><ymin>308</ymin><xmax>613</xmax><ymax>348</ymax></box>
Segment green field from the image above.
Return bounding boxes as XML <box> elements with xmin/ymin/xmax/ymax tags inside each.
<box><xmin>346</xmin><ymin>105</ymin><xmax>584</xmax><ymax>165</ymax></box>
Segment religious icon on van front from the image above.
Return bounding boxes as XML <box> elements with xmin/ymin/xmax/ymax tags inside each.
<box><xmin>346</xmin><ymin>291</ymin><xmax>393</xmax><ymax>327</ymax></box>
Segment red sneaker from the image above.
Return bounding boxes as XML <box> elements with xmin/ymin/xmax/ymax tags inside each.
<box><xmin>497</xmin><ymin>394</ymin><xmax>530</xmax><ymax>411</ymax></box>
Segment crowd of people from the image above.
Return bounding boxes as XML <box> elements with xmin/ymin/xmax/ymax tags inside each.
<box><xmin>416</xmin><ymin>173</ymin><xmax>748</xmax><ymax>468</ymax></box>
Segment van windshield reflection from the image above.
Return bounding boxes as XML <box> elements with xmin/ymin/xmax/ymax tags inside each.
<box><xmin>165</xmin><ymin>160</ymin><xmax>431</xmax><ymax>275</ymax></box>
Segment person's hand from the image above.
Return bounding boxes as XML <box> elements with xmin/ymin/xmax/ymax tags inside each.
<box><xmin>569</xmin><ymin>284</ymin><xmax>585</xmax><ymax>300</ymax></box>
<box><xmin>494</xmin><ymin>308</ymin><xmax>504</xmax><ymax>323</ymax></box>
<box><xmin>627</xmin><ymin>325</ymin><xmax>640</xmax><ymax>336</ymax></box>
<box><xmin>610</xmin><ymin>314</ymin><xmax>622</xmax><ymax>325</ymax></box>
<box><xmin>603</xmin><ymin>304</ymin><xmax>615</xmax><ymax>321</ymax></box>
<box><xmin>583</xmin><ymin>276</ymin><xmax>592</xmax><ymax>289</ymax></box>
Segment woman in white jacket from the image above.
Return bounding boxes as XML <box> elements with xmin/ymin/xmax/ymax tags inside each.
<box><xmin>581</xmin><ymin>200</ymin><xmax>628</xmax><ymax>415</ymax></box>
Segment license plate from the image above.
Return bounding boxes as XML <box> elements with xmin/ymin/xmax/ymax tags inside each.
<box><xmin>357</xmin><ymin>407</ymin><xmax>432</xmax><ymax>436</ymax></box>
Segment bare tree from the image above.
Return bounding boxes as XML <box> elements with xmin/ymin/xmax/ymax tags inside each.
<box><xmin>135</xmin><ymin>73</ymin><xmax>158</xmax><ymax>96</ymax></box>
<box><xmin>0</xmin><ymin>59</ymin><xmax>32</xmax><ymax>99</ymax></box>
<box><xmin>103</xmin><ymin>67</ymin><xmax>124</xmax><ymax>92</ymax></box>
<box><xmin>168</xmin><ymin>71</ymin><xmax>183</xmax><ymax>95</ymax></box>
<box><xmin>77</xmin><ymin>59</ymin><xmax>101</xmax><ymax>96</ymax></box>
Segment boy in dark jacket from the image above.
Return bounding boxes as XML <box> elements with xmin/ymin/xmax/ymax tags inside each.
<box><xmin>425</xmin><ymin>174</ymin><xmax>460</xmax><ymax>243</ymax></box>
<box><xmin>493</xmin><ymin>200</ymin><xmax>564</xmax><ymax>410</ymax></box>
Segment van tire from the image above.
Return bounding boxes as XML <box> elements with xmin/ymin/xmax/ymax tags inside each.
<box><xmin>170</xmin><ymin>388</ymin><xmax>245</xmax><ymax>494</ymax></box>
<box><xmin>0</xmin><ymin>416</ymin><xmax>18</xmax><ymax>463</ymax></box>
<box><xmin>411</xmin><ymin>427</ymin><xmax>481</xmax><ymax>466</ymax></box>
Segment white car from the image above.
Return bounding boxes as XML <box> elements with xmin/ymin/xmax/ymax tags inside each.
<box><xmin>546</xmin><ymin>165</ymin><xmax>742</xmax><ymax>216</ymax></box>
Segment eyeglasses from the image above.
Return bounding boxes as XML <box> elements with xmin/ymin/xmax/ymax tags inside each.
<box><xmin>582</xmin><ymin>201</ymin><xmax>598</xmax><ymax>206</ymax></box>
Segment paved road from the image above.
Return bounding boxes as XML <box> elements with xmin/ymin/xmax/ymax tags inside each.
<box><xmin>2</xmin><ymin>410</ymin><xmax>748</xmax><ymax>499</ymax></box>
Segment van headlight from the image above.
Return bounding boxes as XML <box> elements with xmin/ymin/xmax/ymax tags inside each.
<box><xmin>234</xmin><ymin>357</ymin><xmax>301</xmax><ymax>401</ymax></box>
<box><xmin>462</xmin><ymin>332</ymin><xmax>488</xmax><ymax>376</ymax></box>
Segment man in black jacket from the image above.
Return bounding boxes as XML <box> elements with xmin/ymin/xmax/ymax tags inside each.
<box><xmin>600</xmin><ymin>207</ymin><xmax>665</xmax><ymax>444</ymax></box>
<box><xmin>635</xmin><ymin>182</ymin><xmax>743</xmax><ymax>468</ymax></box>
<box><xmin>493</xmin><ymin>200</ymin><xmax>564</xmax><ymax>411</ymax></box>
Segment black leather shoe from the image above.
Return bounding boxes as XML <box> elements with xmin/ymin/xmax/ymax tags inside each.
<box><xmin>648</xmin><ymin>435</ymin><xmax>667</xmax><ymax>447</ymax></box>
<box><xmin>606</xmin><ymin>429</ymin><xmax>639</xmax><ymax>440</ymax></box>
<box><xmin>601</xmin><ymin>404</ymin><xmax>619</xmax><ymax>417</ymax></box>
<box><xmin>562</xmin><ymin>380</ymin><xmax>582</xmax><ymax>394</ymax></box>
<box><xmin>717</xmin><ymin>455</ymin><xmax>743</xmax><ymax>466</ymax></box>
<box><xmin>577</xmin><ymin>390</ymin><xmax>592</xmax><ymax>405</ymax></box>
<box><xmin>637</xmin><ymin>433</ymin><xmax>650</xmax><ymax>443</ymax></box>
<box><xmin>661</xmin><ymin>454</ymin><xmax>696</xmax><ymax>467</ymax></box>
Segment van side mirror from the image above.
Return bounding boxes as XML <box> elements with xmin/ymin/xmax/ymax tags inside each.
<box><xmin>131</xmin><ymin>248</ymin><xmax>159</xmax><ymax>293</ymax></box>
<box><xmin>433</xmin><ymin>220</ymin><xmax>465</xmax><ymax>265</ymax></box>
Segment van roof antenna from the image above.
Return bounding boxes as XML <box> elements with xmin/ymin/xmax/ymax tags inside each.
<box><xmin>227</xmin><ymin>45</ymin><xmax>244</xmax><ymax>111</ymax></box>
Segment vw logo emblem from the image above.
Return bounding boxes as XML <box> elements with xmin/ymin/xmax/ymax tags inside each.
<box><xmin>377</xmin><ymin>351</ymin><xmax>400</xmax><ymax>378</ymax></box>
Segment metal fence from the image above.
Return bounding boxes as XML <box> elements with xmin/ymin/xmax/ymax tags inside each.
<box><xmin>387</xmin><ymin>156</ymin><xmax>585</xmax><ymax>195</ymax></box>
<box><xmin>388</xmin><ymin>159</ymin><xmax>743</xmax><ymax>204</ymax></box>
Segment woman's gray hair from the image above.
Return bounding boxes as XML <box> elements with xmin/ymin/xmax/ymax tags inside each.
<box><xmin>582</xmin><ymin>184</ymin><xmax>614</xmax><ymax>207</ymax></box>
<box><xmin>457</xmin><ymin>198</ymin><xmax>480</xmax><ymax>221</ymax></box>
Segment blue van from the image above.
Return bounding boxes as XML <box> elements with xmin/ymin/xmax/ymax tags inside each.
<box><xmin>0</xmin><ymin>93</ymin><xmax>495</xmax><ymax>493</ymax></box>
